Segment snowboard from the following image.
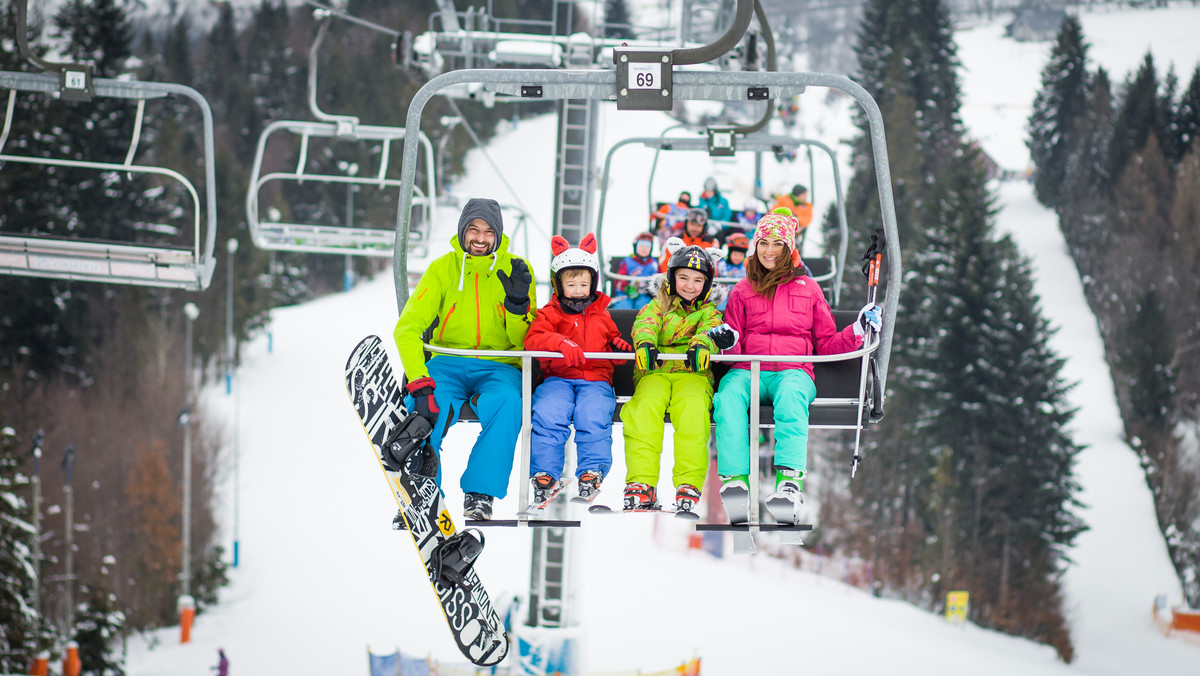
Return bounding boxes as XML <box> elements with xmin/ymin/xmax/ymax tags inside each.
<box><xmin>345</xmin><ymin>335</ymin><xmax>510</xmax><ymax>667</ymax></box>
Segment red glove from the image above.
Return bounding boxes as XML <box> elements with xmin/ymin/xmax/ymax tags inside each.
<box><xmin>558</xmin><ymin>338</ymin><xmax>586</xmax><ymax>367</ymax></box>
<box><xmin>611</xmin><ymin>336</ymin><xmax>632</xmax><ymax>352</ymax></box>
<box><xmin>404</xmin><ymin>376</ymin><xmax>439</xmax><ymax>427</ymax></box>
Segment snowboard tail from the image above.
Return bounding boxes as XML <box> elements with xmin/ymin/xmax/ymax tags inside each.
<box><xmin>345</xmin><ymin>335</ymin><xmax>510</xmax><ymax>667</ymax></box>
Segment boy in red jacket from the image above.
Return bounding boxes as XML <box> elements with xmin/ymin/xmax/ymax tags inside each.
<box><xmin>523</xmin><ymin>233</ymin><xmax>632</xmax><ymax>503</ymax></box>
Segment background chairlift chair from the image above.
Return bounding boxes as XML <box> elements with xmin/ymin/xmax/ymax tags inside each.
<box><xmin>245</xmin><ymin>11</ymin><xmax>438</xmax><ymax>258</ymax></box>
<box><xmin>0</xmin><ymin>71</ymin><xmax>218</xmax><ymax>291</ymax></box>
<box><xmin>597</xmin><ymin>131</ymin><xmax>850</xmax><ymax>307</ymax></box>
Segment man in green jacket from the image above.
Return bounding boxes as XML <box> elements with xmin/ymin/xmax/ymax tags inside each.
<box><xmin>393</xmin><ymin>198</ymin><xmax>537</xmax><ymax>520</ymax></box>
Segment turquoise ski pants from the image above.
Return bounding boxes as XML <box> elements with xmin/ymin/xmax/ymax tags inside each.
<box><xmin>714</xmin><ymin>368</ymin><xmax>817</xmax><ymax>477</ymax></box>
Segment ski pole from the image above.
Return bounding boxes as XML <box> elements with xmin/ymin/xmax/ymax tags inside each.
<box><xmin>851</xmin><ymin>229</ymin><xmax>884</xmax><ymax>477</ymax></box>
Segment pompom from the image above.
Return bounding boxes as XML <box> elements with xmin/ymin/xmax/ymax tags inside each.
<box><xmin>771</xmin><ymin>207</ymin><xmax>793</xmax><ymax>216</ymax></box>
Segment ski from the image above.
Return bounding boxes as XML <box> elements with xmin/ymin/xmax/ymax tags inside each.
<box><xmin>345</xmin><ymin>335</ymin><xmax>510</xmax><ymax>668</ymax></box>
<box><xmin>568</xmin><ymin>488</ymin><xmax>602</xmax><ymax>506</ymax></box>
<box><xmin>586</xmin><ymin>504</ymin><xmax>700</xmax><ymax>521</ymax></box>
<box><xmin>519</xmin><ymin>478</ymin><xmax>572</xmax><ymax>516</ymax></box>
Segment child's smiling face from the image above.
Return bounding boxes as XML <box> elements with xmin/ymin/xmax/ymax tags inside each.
<box><xmin>560</xmin><ymin>269</ymin><xmax>593</xmax><ymax>299</ymax></box>
<box><xmin>674</xmin><ymin>268</ymin><xmax>707</xmax><ymax>301</ymax></box>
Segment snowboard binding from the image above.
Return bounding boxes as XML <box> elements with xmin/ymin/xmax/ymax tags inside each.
<box><xmin>381</xmin><ymin>412</ymin><xmax>438</xmax><ymax>477</ymax></box>
<box><xmin>428</xmin><ymin>528</ymin><xmax>485</xmax><ymax>590</ymax></box>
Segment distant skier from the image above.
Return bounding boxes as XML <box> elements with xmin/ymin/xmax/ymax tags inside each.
<box><xmin>621</xmin><ymin>238</ymin><xmax>734</xmax><ymax>514</ymax></box>
<box><xmin>715</xmin><ymin>232</ymin><xmax>750</xmax><ymax>311</ymax></box>
<box><xmin>212</xmin><ymin>649</ymin><xmax>228</xmax><ymax>676</ymax></box>
<box><xmin>392</xmin><ymin>198</ymin><xmax>537</xmax><ymax>521</ymax></box>
<box><xmin>522</xmin><ymin>234</ymin><xmax>632</xmax><ymax>504</ymax></box>
<box><xmin>713</xmin><ymin>209</ymin><xmax>880</xmax><ymax>524</ymax></box>
<box><xmin>697</xmin><ymin>176</ymin><xmax>733</xmax><ymax>223</ymax></box>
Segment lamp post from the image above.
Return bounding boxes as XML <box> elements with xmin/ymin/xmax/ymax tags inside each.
<box><xmin>225</xmin><ymin>237</ymin><xmax>238</xmax><ymax>395</ymax></box>
<box><xmin>338</xmin><ymin>161</ymin><xmax>359</xmax><ymax>291</ymax></box>
<box><xmin>181</xmin><ymin>301</ymin><xmax>199</xmax><ymax>600</ymax></box>
<box><xmin>30</xmin><ymin>429</ymin><xmax>44</xmax><ymax>616</ymax></box>
<box><xmin>62</xmin><ymin>444</ymin><xmax>75</xmax><ymax>632</ymax></box>
<box><xmin>226</xmin><ymin>237</ymin><xmax>242</xmax><ymax>568</ymax></box>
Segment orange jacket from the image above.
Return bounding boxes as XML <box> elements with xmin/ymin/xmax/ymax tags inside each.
<box><xmin>658</xmin><ymin>233</ymin><xmax>718</xmax><ymax>272</ymax></box>
<box><xmin>773</xmin><ymin>193</ymin><xmax>813</xmax><ymax>229</ymax></box>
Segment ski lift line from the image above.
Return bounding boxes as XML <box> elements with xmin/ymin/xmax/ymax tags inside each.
<box><xmin>391</xmin><ymin>68</ymin><xmax>901</xmax><ymax>394</ymax></box>
<box><xmin>599</xmin><ymin>134</ymin><xmax>850</xmax><ymax>307</ymax></box>
<box><xmin>0</xmin><ymin>71</ymin><xmax>218</xmax><ymax>290</ymax></box>
<box><xmin>300</xmin><ymin>0</ymin><xmax>402</xmax><ymax>37</ymax></box>
<box><xmin>443</xmin><ymin>96</ymin><xmax>549</xmax><ymax>241</ymax></box>
<box><xmin>245</xmin><ymin>119</ymin><xmax>437</xmax><ymax>257</ymax></box>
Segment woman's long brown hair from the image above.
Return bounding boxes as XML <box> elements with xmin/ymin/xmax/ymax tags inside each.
<box><xmin>746</xmin><ymin>253</ymin><xmax>796</xmax><ymax>300</ymax></box>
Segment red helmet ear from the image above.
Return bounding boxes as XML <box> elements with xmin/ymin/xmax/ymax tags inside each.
<box><xmin>579</xmin><ymin>232</ymin><xmax>597</xmax><ymax>254</ymax></box>
<box><xmin>550</xmin><ymin>236</ymin><xmax>570</xmax><ymax>256</ymax></box>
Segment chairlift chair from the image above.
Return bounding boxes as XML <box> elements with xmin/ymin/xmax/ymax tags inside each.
<box><xmin>245</xmin><ymin>12</ymin><xmax>438</xmax><ymax>258</ymax></box>
<box><xmin>0</xmin><ymin>71</ymin><xmax>218</xmax><ymax>290</ymax></box>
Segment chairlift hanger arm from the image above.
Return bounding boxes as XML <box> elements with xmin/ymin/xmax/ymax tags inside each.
<box><xmin>672</xmin><ymin>0</ymin><xmax>754</xmax><ymax>66</ymax></box>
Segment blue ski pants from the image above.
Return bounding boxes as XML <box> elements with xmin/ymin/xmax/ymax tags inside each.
<box><xmin>714</xmin><ymin>368</ymin><xmax>817</xmax><ymax>477</ymax></box>
<box><xmin>406</xmin><ymin>355</ymin><xmax>522</xmax><ymax>498</ymax></box>
<box><xmin>530</xmin><ymin>377</ymin><xmax>616</xmax><ymax>481</ymax></box>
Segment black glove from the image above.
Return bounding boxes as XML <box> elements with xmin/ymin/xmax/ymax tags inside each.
<box><xmin>707</xmin><ymin>323</ymin><xmax>739</xmax><ymax>351</ymax></box>
<box><xmin>405</xmin><ymin>376</ymin><xmax>440</xmax><ymax>427</ymax></box>
<box><xmin>496</xmin><ymin>258</ymin><xmax>532</xmax><ymax>315</ymax></box>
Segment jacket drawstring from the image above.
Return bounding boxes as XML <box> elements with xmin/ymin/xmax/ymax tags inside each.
<box><xmin>457</xmin><ymin>250</ymin><xmax>468</xmax><ymax>291</ymax></box>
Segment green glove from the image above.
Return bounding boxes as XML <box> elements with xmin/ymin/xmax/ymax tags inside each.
<box><xmin>684</xmin><ymin>344</ymin><xmax>711</xmax><ymax>372</ymax></box>
<box><xmin>634</xmin><ymin>344</ymin><xmax>660</xmax><ymax>371</ymax></box>
<box><xmin>625</xmin><ymin>284</ymin><xmax>640</xmax><ymax>299</ymax></box>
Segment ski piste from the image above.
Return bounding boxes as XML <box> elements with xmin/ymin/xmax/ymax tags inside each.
<box><xmin>344</xmin><ymin>335</ymin><xmax>510</xmax><ymax>667</ymax></box>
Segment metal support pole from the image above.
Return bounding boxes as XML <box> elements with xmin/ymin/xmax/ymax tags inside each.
<box><xmin>31</xmin><ymin>430</ymin><xmax>43</xmax><ymax>615</ymax></box>
<box><xmin>181</xmin><ymin>302</ymin><xmax>199</xmax><ymax>599</ymax></box>
<box><xmin>63</xmin><ymin>444</ymin><xmax>75</xmax><ymax>633</ymax></box>
<box><xmin>226</xmin><ymin>238</ymin><xmax>237</xmax><ymax>395</ymax></box>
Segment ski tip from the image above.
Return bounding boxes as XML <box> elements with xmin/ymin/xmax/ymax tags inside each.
<box><xmin>674</xmin><ymin>510</ymin><xmax>700</xmax><ymax>521</ymax></box>
<box><xmin>587</xmin><ymin>504</ymin><xmax>615</xmax><ymax>514</ymax></box>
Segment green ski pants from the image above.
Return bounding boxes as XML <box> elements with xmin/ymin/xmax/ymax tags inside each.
<box><xmin>620</xmin><ymin>372</ymin><xmax>713</xmax><ymax>490</ymax></box>
<box><xmin>714</xmin><ymin>368</ymin><xmax>817</xmax><ymax>477</ymax></box>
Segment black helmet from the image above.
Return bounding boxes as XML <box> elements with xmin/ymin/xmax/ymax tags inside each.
<box><xmin>666</xmin><ymin>243</ymin><xmax>717</xmax><ymax>305</ymax></box>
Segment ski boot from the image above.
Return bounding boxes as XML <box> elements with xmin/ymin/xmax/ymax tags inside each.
<box><xmin>530</xmin><ymin>472</ymin><xmax>558</xmax><ymax>506</ymax></box>
<box><xmin>719</xmin><ymin>475</ymin><xmax>750</xmax><ymax>525</ymax></box>
<box><xmin>428</xmin><ymin>528</ymin><xmax>485</xmax><ymax>589</ymax></box>
<box><xmin>622</xmin><ymin>482</ymin><xmax>658</xmax><ymax>511</ymax></box>
<box><xmin>463</xmin><ymin>492</ymin><xmax>494</xmax><ymax>521</ymax></box>
<box><xmin>673</xmin><ymin>484</ymin><xmax>701</xmax><ymax>520</ymax></box>
<box><xmin>764</xmin><ymin>468</ymin><xmax>805</xmax><ymax>525</ymax></box>
<box><xmin>576</xmin><ymin>470</ymin><xmax>603</xmax><ymax>502</ymax></box>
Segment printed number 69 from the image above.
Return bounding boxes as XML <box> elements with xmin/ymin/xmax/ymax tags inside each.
<box><xmin>636</xmin><ymin>72</ymin><xmax>654</xmax><ymax>87</ymax></box>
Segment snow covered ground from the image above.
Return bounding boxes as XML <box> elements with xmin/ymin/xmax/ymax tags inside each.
<box><xmin>124</xmin><ymin>4</ymin><xmax>1200</xmax><ymax>675</ymax></box>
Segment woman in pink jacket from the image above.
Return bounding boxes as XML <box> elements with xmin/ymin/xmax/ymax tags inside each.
<box><xmin>714</xmin><ymin>209</ymin><xmax>879</xmax><ymax>523</ymax></box>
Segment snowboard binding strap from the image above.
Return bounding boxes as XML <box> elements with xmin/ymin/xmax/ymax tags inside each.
<box><xmin>381</xmin><ymin>412</ymin><xmax>438</xmax><ymax>477</ymax></box>
<box><xmin>429</xmin><ymin>528</ymin><xmax>486</xmax><ymax>589</ymax></box>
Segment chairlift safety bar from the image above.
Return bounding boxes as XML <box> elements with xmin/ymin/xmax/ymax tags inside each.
<box><xmin>422</xmin><ymin>336</ymin><xmax>881</xmax><ymax>520</ymax></box>
<box><xmin>246</xmin><ymin>119</ymin><xmax>438</xmax><ymax>257</ymax></box>
<box><xmin>0</xmin><ymin>71</ymin><xmax>218</xmax><ymax>291</ymax></box>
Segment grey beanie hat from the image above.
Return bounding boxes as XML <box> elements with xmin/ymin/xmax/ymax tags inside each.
<box><xmin>457</xmin><ymin>198</ymin><xmax>504</xmax><ymax>254</ymax></box>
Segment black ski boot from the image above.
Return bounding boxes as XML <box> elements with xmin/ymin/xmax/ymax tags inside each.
<box><xmin>463</xmin><ymin>492</ymin><xmax>494</xmax><ymax>521</ymax></box>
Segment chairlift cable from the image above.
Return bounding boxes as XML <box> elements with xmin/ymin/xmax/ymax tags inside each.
<box><xmin>301</xmin><ymin>0</ymin><xmax>401</xmax><ymax>38</ymax></box>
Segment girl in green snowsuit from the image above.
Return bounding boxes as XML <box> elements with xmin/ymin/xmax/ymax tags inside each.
<box><xmin>621</xmin><ymin>238</ymin><xmax>725</xmax><ymax>512</ymax></box>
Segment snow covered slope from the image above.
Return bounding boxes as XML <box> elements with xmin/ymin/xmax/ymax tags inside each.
<box><xmin>124</xmin><ymin>4</ymin><xmax>1200</xmax><ymax>675</ymax></box>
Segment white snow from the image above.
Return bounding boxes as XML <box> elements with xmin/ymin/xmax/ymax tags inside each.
<box><xmin>123</xmin><ymin>4</ymin><xmax>1200</xmax><ymax>675</ymax></box>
